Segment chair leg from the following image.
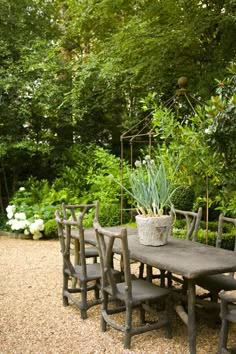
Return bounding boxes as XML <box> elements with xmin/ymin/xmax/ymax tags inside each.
<box><xmin>218</xmin><ymin>319</ymin><xmax>229</xmax><ymax>354</ymax></box>
<box><xmin>160</xmin><ymin>270</ymin><xmax>166</xmax><ymax>287</ymax></box>
<box><xmin>211</xmin><ymin>290</ymin><xmax>219</xmax><ymax>303</ymax></box>
<box><xmin>124</xmin><ymin>331</ymin><xmax>132</xmax><ymax>350</ymax></box>
<box><xmin>63</xmin><ymin>273</ymin><xmax>69</xmax><ymax>306</ymax></box>
<box><xmin>182</xmin><ymin>277</ymin><xmax>188</xmax><ymax>295</ymax></box>
<box><xmin>139</xmin><ymin>305</ymin><xmax>145</xmax><ymax>324</ymax></box>
<box><xmin>101</xmin><ymin>292</ymin><xmax>108</xmax><ymax>332</ymax></box>
<box><xmin>146</xmin><ymin>265</ymin><xmax>153</xmax><ymax>282</ymax></box>
<box><xmin>167</xmin><ymin>271</ymin><xmax>172</xmax><ymax>288</ymax></box>
<box><xmin>165</xmin><ymin>295</ymin><xmax>173</xmax><ymax>339</ymax></box>
<box><xmin>94</xmin><ymin>280</ymin><xmax>100</xmax><ymax>300</ymax></box>
<box><xmin>80</xmin><ymin>281</ymin><xmax>87</xmax><ymax>320</ymax></box>
<box><xmin>139</xmin><ymin>262</ymin><xmax>144</xmax><ymax>279</ymax></box>
<box><xmin>124</xmin><ymin>305</ymin><xmax>132</xmax><ymax>349</ymax></box>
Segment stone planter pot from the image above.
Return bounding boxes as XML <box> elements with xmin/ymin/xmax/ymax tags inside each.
<box><xmin>135</xmin><ymin>215</ymin><xmax>172</xmax><ymax>246</ymax></box>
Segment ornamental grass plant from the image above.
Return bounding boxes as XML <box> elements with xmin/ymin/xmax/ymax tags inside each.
<box><xmin>121</xmin><ymin>155</ymin><xmax>178</xmax><ymax>217</ymax></box>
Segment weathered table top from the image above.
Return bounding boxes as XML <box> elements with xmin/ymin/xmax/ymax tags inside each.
<box><xmin>84</xmin><ymin>226</ymin><xmax>236</xmax><ymax>279</ymax></box>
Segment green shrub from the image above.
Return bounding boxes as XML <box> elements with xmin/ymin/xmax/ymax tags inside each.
<box><xmin>5</xmin><ymin>181</ymin><xmax>59</xmax><ymax>239</ymax></box>
<box><xmin>196</xmin><ymin>229</ymin><xmax>216</xmax><ymax>246</ymax></box>
<box><xmin>44</xmin><ymin>219</ymin><xmax>57</xmax><ymax>239</ymax></box>
<box><xmin>99</xmin><ymin>204</ymin><xmax>130</xmax><ymax>227</ymax></box>
<box><xmin>0</xmin><ymin>213</ymin><xmax>7</xmax><ymax>230</ymax></box>
<box><xmin>83</xmin><ymin>203</ymin><xmax>131</xmax><ymax>228</ymax></box>
<box><xmin>200</xmin><ymin>220</ymin><xmax>235</xmax><ymax>234</ymax></box>
<box><xmin>173</xmin><ymin>227</ymin><xmax>235</xmax><ymax>250</ymax></box>
<box><xmin>200</xmin><ymin>221</ymin><xmax>218</xmax><ymax>231</ymax></box>
<box><xmin>173</xmin><ymin>218</ymin><xmax>187</xmax><ymax>229</ymax></box>
<box><xmin>171</xmin><ymin>186</ymin><xmax>195</xmax><ymax>211</ymax></box>
<box><xmin>172</xmin><ymin>227</ymin><xmax>186</xmax><ymax>239</ymax></box>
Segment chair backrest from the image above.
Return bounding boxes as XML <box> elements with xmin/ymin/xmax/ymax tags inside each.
<box><xmin>173</xmin><ymin>207</ymin><xmax>202</xmax><ymax>241</ymax></box>
<box><xmin>93</xmin><ymin>218</ymin><xmax>132</xmax><ymax>301</ymax></box>
<box><xmin>61</xmin><ymin>202</ymin><xmax>99</xmax><ymax>266</ymax></box>
<box><xmin>216</xmin><ymin>214</ymin><xmax>236</xmax><ymax>251</ymax></box>
<box><xmin>55</xmin><ymin>207</ymin><xmax>93</xmax><ymax>278</ymax></box>
<box><xmin>216</xmin><ymin>214</ymin><xmax>236</xmax><ymax>278</ymax></box>
<box><xmin>62</xmin><ymin>201</ymin><xmax>99</xmax><ymax>224</ymax></box>
<box><xmin>55</xmin><ymin>210</ymin><xmax>76</xmax><ymax>275</ymax></box>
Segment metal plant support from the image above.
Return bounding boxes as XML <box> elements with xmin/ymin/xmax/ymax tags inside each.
<box><xmin>120</xmin><ymin>118</ymin><xmax>154</xmax><ymax>224</ymax></box>
<box><xmin>120</xmin><ymin>77</ymin><xmax>205</xmax><ymax>227</ymax></box>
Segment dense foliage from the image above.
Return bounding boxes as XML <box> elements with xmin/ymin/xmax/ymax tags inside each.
<box><xmin>4</xmin><ymin>146</ymin><xmax>131</xmax><ymax>237</ymax></box>
<box><xmin>0</xmin><ymin>0</ymin><xmax>235</xmax><ymax>236</ymax></box>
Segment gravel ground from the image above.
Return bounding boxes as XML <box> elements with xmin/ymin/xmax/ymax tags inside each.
<box><xmin>0</xmin><ymin>235</ymin><xmax>236</xmax><ymax>354</ymax></box>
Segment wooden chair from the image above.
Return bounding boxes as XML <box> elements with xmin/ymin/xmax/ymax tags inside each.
<box><xmin>166</xmin><ymin>207</ymin><xmax>203</xmax><ymax>288</ymax></box>
<box><xmin>173</xmin><ymin>207</ymin><xmax>203</xmax><ymax>241</ymax></box>
<box><xmin>55</xmin><ymin>210</ymin><xmax>101</xmax><ymax>319</ymax></box>
<box><xmin>93</xmin><ymin>218</ymin><xmax>173</xmax><ymax>349</ymax></box>
<box><xmin>195</xmin><ymin>214</ymin><xmax>236</xmax><ymax>302</ymax></box>
<box><xmin>61</xmin><ymin>202</ymin><xmax>99</xmax><ymax>265</ymax></box>
<box><xmin>218</xmin><ymin>292</ymin><xmax>236</xmax><ymax>354</ymax></box>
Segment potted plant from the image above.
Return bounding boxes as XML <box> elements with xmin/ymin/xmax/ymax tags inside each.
<box><xmin>120</xmin><ymin>155</ymin><xmax>178</xmax><ymax>246</ymax></box>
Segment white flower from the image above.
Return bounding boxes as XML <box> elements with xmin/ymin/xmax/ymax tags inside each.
<box><xmin>15</xmin><ymin>212</ymin><xmax>27</xmax><ymax>220</ymax></box>
<box><xmin>6</xmin><ymin>205</ymin><xmax>16</xmax><ymax>214</ymax></box>
<box><xmin>8</xmin><ymin>217</ymin><xmax>30</xmax><ymax>231</ymax></box>
<box><xmin>142</xmin><ymin>160</ymin><xmax>147</xmax><ymax>165</ymax></box>
<box><xmin>10</xmin><ymin>219</ymin><xmax>23</xmax><ymax>231</ymax></box>
<box><xmin>24</xmin><ymin>229</ymin><xmax>30</xmax><ymax>235</ymax></box>
<box><xmin>204</xmin><ymin>128</ymin><xmax>211</xmax><ymax>134</ymax></box>
<box><xmin>144</xmin><ymin>155</ymin><xmax>151</xmax><ymax>161</ymax></box>
<box><xmin>10</xmin><ymin>220</ymin><xmax>18</xmax><ymax>230</ymax></box>
<box><xmin>19</xmin><ymin>187</ymin><xmax>25</xmax><ymax>192</ymax></box>
<box><xmin>29</xmin><ymin>219</ymin><xmax>44</xmax><ymax>234</ymax></box>
<box><xmin>32</xmin><ymin>231</ymin><xmax>43</xmax><ymax>240</ymax></box>
<box><xmin>134</xmin><ymin>160</ymin><xmax>141</xmax><ymax>168</ymax></box>
<box><xmin>7</xmin><ymin>212</ymin><xmax>14</xmax><ymax>219</ymax></box>
<box><xmin>34</xmin><ymin>219</ymin><xmax>44</xmax><ymax>231</ymax></box>
<box><xmin>6</xmin><ymin>205</ymin><xmax>16</xmax><ymax>219</ymax></box>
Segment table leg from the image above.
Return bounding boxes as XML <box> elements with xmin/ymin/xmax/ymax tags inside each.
<box><xmin>188</xmin><ymin>279</ymin><xmax>196</xmax><ymax>354</ymax></box>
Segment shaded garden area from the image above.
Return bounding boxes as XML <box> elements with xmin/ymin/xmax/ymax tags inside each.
<box><xmin>0</xmin><ymin>1</ymin><xmax>235</xmax><ymax>240</ymax></box>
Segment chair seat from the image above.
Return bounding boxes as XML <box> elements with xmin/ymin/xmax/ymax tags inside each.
<box><xmin>70</xmin><ymin>246</ymin><xmax>99</xmax><ymax>257</ymax></box>
<box><xmin>104</xmin><ymin>279</ymin><xmax>170</xmax><ymax>304</ymax></box>
<box><xmin>85</xmin><ymin>246</ymin><xmax>99</xmax><ymax>257</ymax></box>
<box><xmin>65</xmin><ymin>263</ymin><xmax>101</xmax><ymax>281</ymax></box>
<box><xmin>196</xmin><ymin>274</ymin><xmax>236</xmax><ymax>292</ymax></box>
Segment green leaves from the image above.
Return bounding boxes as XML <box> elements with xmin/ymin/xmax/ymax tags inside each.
<box><xmin>118</xmin><ymin>155</ymin><xmax>177</xmax><ymax>217</ymax></box>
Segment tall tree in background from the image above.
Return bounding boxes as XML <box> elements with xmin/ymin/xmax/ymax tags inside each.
<box><xmin>0</xmin><ymin>0</ymin><xmax>235</xmax><ymax>208</ymax></box>
<box><xmin>0</xmin><ymin>0</ymin><xmax>63</xmax><ymax>203</ymax></box>
<box><xmin>59</xmin><ymin>0</ymin><xmax>236</xmax><ymax>151</ymax></box>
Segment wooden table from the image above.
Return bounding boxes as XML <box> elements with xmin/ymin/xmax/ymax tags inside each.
<box><xmin>84</xmin><ymin>227</ymin><xmax>236</xmax><ymax>354</ymax></box>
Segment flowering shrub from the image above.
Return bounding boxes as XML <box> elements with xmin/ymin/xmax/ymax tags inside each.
<box><xmin>5</xmin><ymin>185</ymin><xmax>46</xmax><ymax>240</ymax></box>
<box><xmin>6</xmin><ymin>204</ymin><xmax>44</xmax><ymax>240</ymax></box>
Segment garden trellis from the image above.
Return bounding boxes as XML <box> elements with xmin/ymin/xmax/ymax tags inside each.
<box><xmin>119</xmin><ymin>77</ymin><xmax>205</xmax><ymax>226</ymax></box>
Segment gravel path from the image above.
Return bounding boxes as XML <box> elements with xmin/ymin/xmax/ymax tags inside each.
<box><xmin>0</xmin><ymin>235</ymin><xmax>235</xmax><ymax>354</ymax></box>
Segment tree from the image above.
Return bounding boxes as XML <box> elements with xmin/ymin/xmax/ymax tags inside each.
<box><xmin>59</xmin><ymin>0</ymin><xmax>236</xmax><ymax>150</ymax></box>
<box><xmin>0</xmin><ymin>0</ymin><xmax>61</xmax><ymax>206</ymax></box>
<box><xmin>1</xmin><ymin>0</ymin><xmax>235</xmax><ymax>210</ymax></box>
<box><xmin>205</xmin><ymin>63</ymin><xmax>236</xmax><ymax>171</ymax></box>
